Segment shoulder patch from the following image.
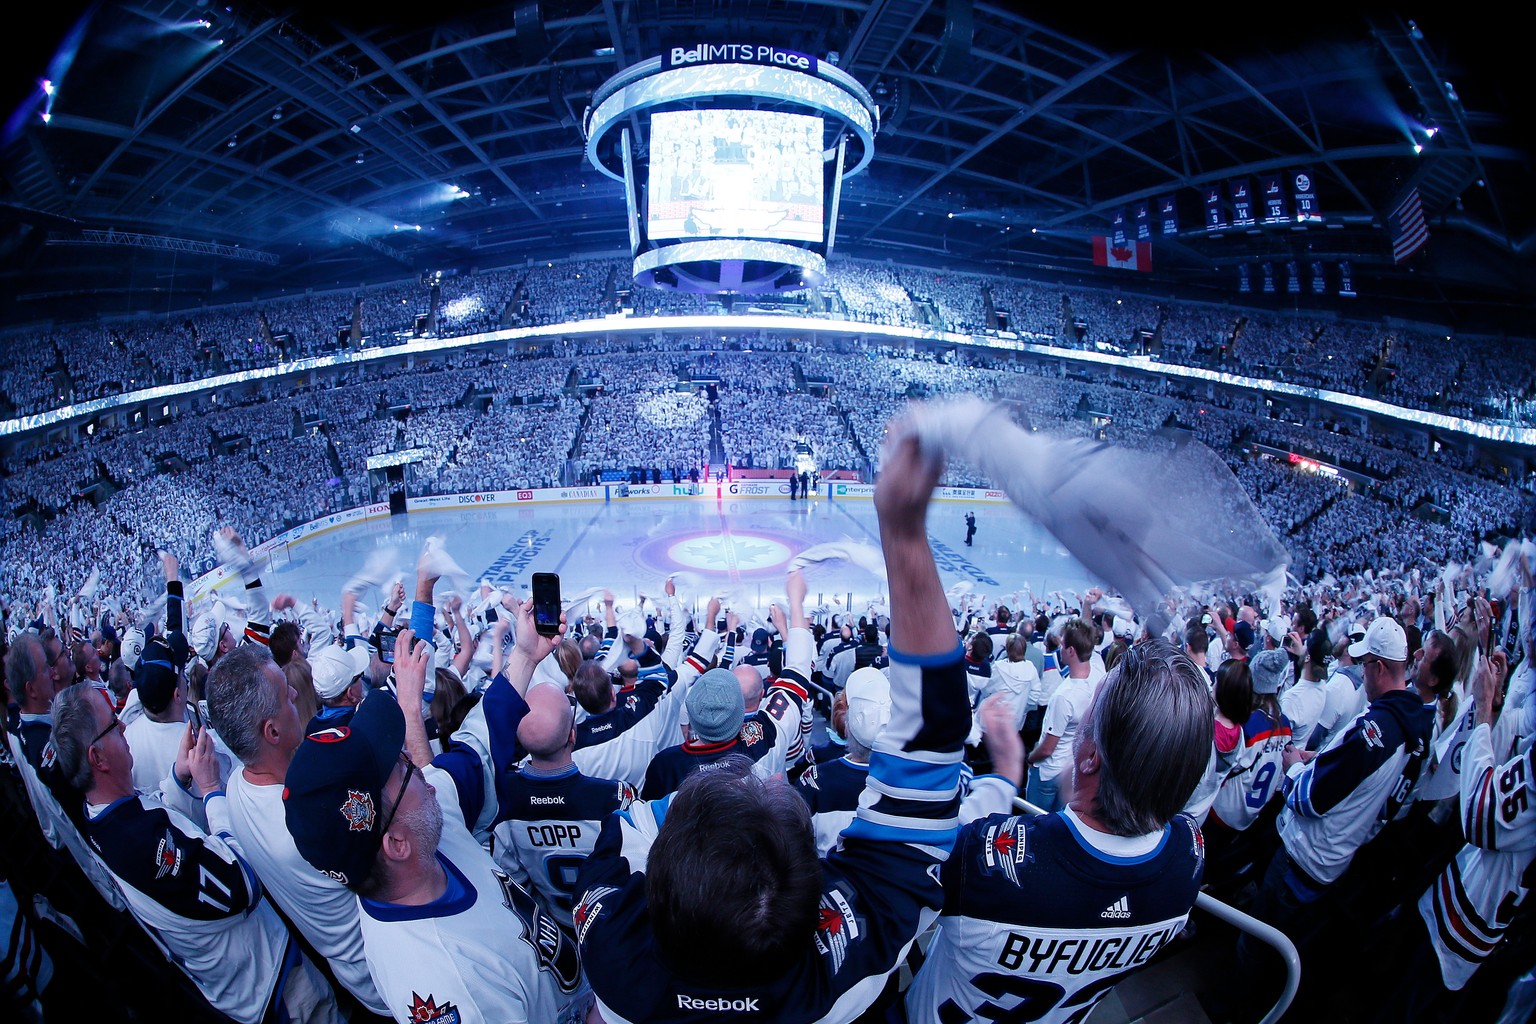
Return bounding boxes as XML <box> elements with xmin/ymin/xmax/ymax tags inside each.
<box><xmin>740</xmin><ymin>720</ymin><xmax>765</xmax><ymax>747</ymax></box>
<box><xmin>813</xmin><ymin>888</ymin><xmax>861</xmax><ymax>973</ymax></box>
<box><xmin>154</xmin><ymin>828</ymin><xmax>185</xmax><ymax>880</ymax></box>
<box><xmin>1360</xmin><ymin>719</ymin><xmax>1384</xmax><ymax>750</ymax></box>
<box><xmin>982</xmin><ymin>816</ymin><xmax>1028</xmax><ymax>886</ymax></box>
<box><xmin>574</xmin><ymin>884</ymin><xmax>618</xmax><ymax>946</ymax></box>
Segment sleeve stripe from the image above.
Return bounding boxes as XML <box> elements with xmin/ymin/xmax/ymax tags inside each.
<box><xmin>867</xmin><ymin>750</ymin><xmax>965</xmax><ymax>792</ymax></box>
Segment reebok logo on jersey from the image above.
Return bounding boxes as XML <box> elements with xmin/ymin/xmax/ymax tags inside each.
<box><xmin>676</xmin><ymin>995</ymin><xmax>761</xmax><ymax>1011</ymax></box>
<box><xmin>588</xmin><ymin>722</ymin><xmax>613</xmax><ymax>734</ymax></box>
<box><xmin>1100</xmin><ymin>896</ymin><xmax>1132</xmax><ymax>920</ymax></box>
<box><xmin>528</xmin><ymin>794</ymin><xmax>566</xmax><ymax>805</ymax></box>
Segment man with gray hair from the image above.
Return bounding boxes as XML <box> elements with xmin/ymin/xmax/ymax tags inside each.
<box><xmin>49</xmin><ymin>681</ymin><xmax>339</xmax><ymax>1024</ymax></box>
<box><xmin>5</xmin><ymin>633</ymin><xmax>60</xmax><ymax>767</ymax></box>
<box><xmin>205</xmin><ymin>642</ymin><xmax>390</xmax><ymax>1016</ymax></box>
<box><xmin>906</xmin><ymin>640</ymin><xmax>1213</xmax><ymax>1024</ymax></box>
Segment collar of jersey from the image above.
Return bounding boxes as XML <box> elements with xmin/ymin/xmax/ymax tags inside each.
<box><xmin>682</xmin><ymin>737</ymin><xmax>737</xmax><ymax>754</ymax></box>
<box><xmin>360</xmin><ymin>851</ymin><xmax>475</xmax><ymax>922</ymax></box>
<box><xmin>520</xmin><ymin>762</ymin><xmax>579</xmax><ymax>780</ymax></box>
<box><xmin>1058</xmin><ymin>806</ymin><xmax>1169</xmax><ymax>865</ymax></box>
<box><xmin>86</xmin><ymin>794</ymin><xmax>139</xmax><ymax>821</ymax></box>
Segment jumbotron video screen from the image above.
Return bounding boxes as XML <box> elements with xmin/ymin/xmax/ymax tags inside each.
<box><xmin>647</xmin><ymin>108</ymin><xmax>824</xmax><ymax>243</ymax></box>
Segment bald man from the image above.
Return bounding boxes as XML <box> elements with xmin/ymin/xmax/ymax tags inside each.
<box><xmin>492</xmin><ymin>683</ymin><xmax>635</xmax><ymax>929</ymax></box>
<box><xmin>729</xmin><ymin>598</ymin><xmax>813</xmax><ymax>778</ymax></box>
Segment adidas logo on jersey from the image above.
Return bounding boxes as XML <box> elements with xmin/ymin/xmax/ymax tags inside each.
<box><xmin>1100</xmin><ymin>896</ymin><xmax>1131</xmax><ymax>920</ymax></box>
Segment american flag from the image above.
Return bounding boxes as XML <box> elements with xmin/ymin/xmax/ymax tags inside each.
<box><xmin>1390</xmin><ymin>188</ymin><xmax>1429</xmax><ymax>263</ymax></box>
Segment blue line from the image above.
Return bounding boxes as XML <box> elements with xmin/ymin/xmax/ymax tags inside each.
<box><xmin>833</xmin><ymin>500</ymin><xmax>882</xmax><ymax>546</ymax></box>
<box><xmin>553</xmin><ymin>505</ymin><xmax>609</xmax><ymax>573</ymax></box>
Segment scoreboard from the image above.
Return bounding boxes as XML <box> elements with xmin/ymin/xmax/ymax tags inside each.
<box><xmin>584</xmin><ymin>46</ymin><xmax>878</xmax><ymax>294</ymax></box>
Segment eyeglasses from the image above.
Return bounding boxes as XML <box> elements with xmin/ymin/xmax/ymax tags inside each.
<box><xmin>92</xmin><ymin>714</ymin><xmax>124</xmax><ymax>746</ymax></box>
<box><xmin>376</xmin><ymin>753</ymin><xmax>418</xmax><ymax>838</ymax></box>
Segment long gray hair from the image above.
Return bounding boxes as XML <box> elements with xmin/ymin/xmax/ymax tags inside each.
<box><xmin>1085</xmin><ymin>639</ymin><xmax>1213</xmax><ymax>836</ymax></box>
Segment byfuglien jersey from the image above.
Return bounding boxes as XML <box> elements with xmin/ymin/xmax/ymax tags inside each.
<box><xmin>906</xmin><ymin>809</ymin><xmax>1203</xmax><ymax>1024</ymax></box>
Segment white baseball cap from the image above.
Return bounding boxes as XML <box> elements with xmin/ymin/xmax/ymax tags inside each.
<box><xmin>1262</xmin><ymin>618</ymin><xmax>1288</xmax><ymax>643</ymax></box>
<box><xmin>844</xmin><ymin>667</ymin><xmax>892</xmax><ymax>748</ymax></box>
<box><xmin>311</xmin><ymin>645</ymin><xmax>371</xmax><ymax>701</ymax></box>
<box><xmin>1348</xmin><ymin>616</ymin><xmax>1408</xmax><ymax>663</ymax></box>
<box><xmin>120</xmin><ymin>627</ymin><xmax>147</xmax><ymax>671</ymax></box>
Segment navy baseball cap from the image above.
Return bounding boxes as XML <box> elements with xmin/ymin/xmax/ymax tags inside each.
<box><xmin>750</xmin><ymin>628</ymin><xmax>771</xmax><ymax>653</ymax></box>
<box><xmin>133</xmin><ymin>636</ymin><xmax>183</xmax><ymax>715</ymax></box>
<box><xmin>283</xmin><ymin>691</ymin><xmax>405</xmax><ymax>889</ymax></box>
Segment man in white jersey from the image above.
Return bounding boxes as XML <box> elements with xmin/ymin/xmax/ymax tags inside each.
<box><xmin>907</xmin><ymin>641</ymin><xmax>1211</xmax><ymax>1024</ymax></box>
<box><xmin>205</xmin><ymin>642</ymin><xmax>390</xmax><ymax>1015</ymax></box>
<box><xmin>284</xmin><ymin>619</ymin><xmax>591</xmax><ymax>1024</ymax></box>
<box><xmin>50</xmin><ymin>682</ymin><xmax>338</xmax><ymax>1024</ymax></box>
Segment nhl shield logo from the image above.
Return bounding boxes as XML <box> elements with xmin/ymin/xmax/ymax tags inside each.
<box><xmin>340</xmin><ymin>789</ymin><xmax>376</xmax><ymax>831</ymax></box>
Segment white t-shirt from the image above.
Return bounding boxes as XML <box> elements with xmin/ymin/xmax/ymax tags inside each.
<box><xmin>225</xmin><ymin>771</ymin><xmax>388</xmax><ymax>1014</ymax></box>
<box><xmin>1038</xmin><ymin>676</ymin><xmax>1094</xmax><ymax>781</ymax></box>
<box><xmin>1279</xmin><ymin>676</ymin><xmax>1329</xmax><ymax>750</ymax></box>
<box><xmin>1313</xmin><ymin>667</ymin><xmax>1367</xmax><ymax>751</ymax></box>
<box><xmin>125</xmin><ymin>716</ymin><xmax>188</xmax><ymax>798</ymax></box>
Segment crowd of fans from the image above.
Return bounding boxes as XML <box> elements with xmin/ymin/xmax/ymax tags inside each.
<box><xmin>5</xmin><ymin>256</ymin><xmax>1532</xmax><ymax>427</ymax></box>
<box><xmin>3</xmin><ymin>412</ymin><xmax>1533</xmax><ymax>1023</ymax></box>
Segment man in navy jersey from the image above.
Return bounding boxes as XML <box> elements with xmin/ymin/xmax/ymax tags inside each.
<box><xmin>573</xmin><ymin>413</ymin><xmax>972</xmax><ymax>1023</ymax></box>
<box><xmin>907</xmin><ymin>641</ymin><xmax>1212</xmax><ymax>1024</ymax></box>
<box><xmin>494</xmin><ymin>683</ymin><xmax>635</xmax><ymax>929</ymax></box>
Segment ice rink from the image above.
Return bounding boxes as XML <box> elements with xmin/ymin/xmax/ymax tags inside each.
<box><xmin>250</xmin><ymin>492</ymin><xmax>1096</xmax><ymax>615</ymax></box>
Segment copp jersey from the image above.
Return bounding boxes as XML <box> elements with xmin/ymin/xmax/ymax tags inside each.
<box><xmin>493</xmin><ymin>764</ymin><xmax>635</xmax><ymax>929</ymax></box>
<box><xmin>906</xmin><ymin>809</ymin><xmax>1203</xmax><ymax>1024</ymax></box>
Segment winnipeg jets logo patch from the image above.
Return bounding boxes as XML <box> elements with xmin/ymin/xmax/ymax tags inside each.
<box><xmin>813</xmin><ymin>888</ymin><xmax>860</xmax><ymax>972</ymax></box>
<box><xmin>340</xmin><ymin>789</ymin><xmax>376</xmax><ymax>831</ymax></box>
<box><xmin>1360</xmin><ymin>719</ymin><xmax>1384</xmax><ymax>750</ymax></box>
<box><xmin>154</xmin><ymin>829</ymin><xmax>184</xmax><ymax>879</ymax></box>
<box><xmin>574</xmin><ymin>885</ymin><xmax>618</xmax><ymax>945</ymax></box>
<box><xmin>407</xmin><ymin>993</ymin><xmax>460</xmax><ymax>1024</ymax></box>
<box><xmin>982</xmin><ymin>817</ymin><xmax>1027</xmax><ymax>885</ymax></box>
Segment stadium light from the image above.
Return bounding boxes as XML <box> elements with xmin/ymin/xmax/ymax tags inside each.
<box><xmin>41</xmin><ymin>79</ymin><xmax>54</xmax><ymax>96</ymax></box>
<box><xmin>40</xmin><ymin>111</ymin><xmax>51</xmax><ymax>124</ymax></box>
<box><xmin>1412</xmin><ymin>142</ymin><xmax>1423</xmax><ymax>155</ymax></box>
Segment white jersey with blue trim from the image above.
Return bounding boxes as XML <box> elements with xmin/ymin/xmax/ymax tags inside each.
<box><xmin>906</xmin><ymin>808</ymin><xmax>1203</xmax><ymax>1024</ymax></box>
<box><xmin>359</xmin><ymin>765</ymin><xmax>592</xmax><ymax>1024</ymax></box>
<box><xmin>1277</xmin><ymin>688</ymin><xmax>1433</xmax><ymax>885</ymax></box>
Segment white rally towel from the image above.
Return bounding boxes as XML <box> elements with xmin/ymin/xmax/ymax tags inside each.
<box><xmin>788</xmin><ymin>540</ymin><xmax>889</xmax><ymax>582</ymax></box>
<box><xmin>906</xmin><ymin>398</ymin><xmax>1289</xmax><ymax>634</ymax></box>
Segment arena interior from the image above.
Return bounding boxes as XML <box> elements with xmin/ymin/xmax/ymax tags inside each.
<box><xmin>2</xmin><ymin>3</ymin><xmax>1534</xmax><ymax>1023</ymax></box>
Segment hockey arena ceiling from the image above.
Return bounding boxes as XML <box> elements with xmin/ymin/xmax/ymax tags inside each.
<box><xmin>1</xmin><ymin>2</ymin><xmax>1532</xmax><ymax>330</ymax></box>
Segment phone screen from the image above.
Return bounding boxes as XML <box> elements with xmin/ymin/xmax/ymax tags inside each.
<box><xmin>532</xmin><ymin>572</ymin><xmax>562</xmax><ymax>637</ymax></box>
<box><xmin>379</xmin><ymin>630</ymin><xmax>399</xmax><ymax>664</ymax></box>
<box><xmin>186</xmin><ymin>699</ymin><xmax>203</xmax><ymax>733</ymax></box>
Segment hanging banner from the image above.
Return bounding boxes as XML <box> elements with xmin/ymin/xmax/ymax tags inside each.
<box><xmin>1158</xmin><ymin>194</ymin><xmax>1179</xmax><ymax>236</ymax></box>
<box><xmin>1133</xmin><ymin>200</ymin><xmax>1152</xmax><ymax>241</ymax></box>
<box><xmin>1311</xmin><ymin>260</ymin><xmax>1326</xmax><ymax>294</ymax></box>
<box><xmin>1286</xmin><ymin>260</ymin><xmax>1301</xmax><ymax>293</ymax></box>
<box><xmin>1238</xmin><ymin>263</ymin><xmax>1251</xmax><ymax>293</ymax></box>
<box><xmin>1339</xmin><ymin>260</ymin><xmax>1356</xmax><ymax>298</ymax></box>
<box><xmin>1229</xmin><ymin>178</ymin><xmax>1255</xmax><ymax>228</ymax></box>
<box><xmin>1092</xmin><ymin>236</ymin><xmax>1153</xmax><ymax>272</ymax></box>
<box><xmin>1110</xmin><ymin>207</ymin><xmax>1130</xmax><ymax>249</ymax></box>
<box><xmin>1261</xmin><ymin>174</ymin><xmax>1288</xmax><ymax>225</ymax></box>
<box><xmin>1262</xmin><ymin>262</ymin><xmax>1275</xmax><ymax>293</ymax></box>
<box><xmin>1291</xmin><ymin>169</ymin><xmax>1322</xmax><ymax>223</ymax></box>
<box><xmin>1203</xmin><ymin>185</ymin><xmax>1226</xmax><ymax>231</ymax></box>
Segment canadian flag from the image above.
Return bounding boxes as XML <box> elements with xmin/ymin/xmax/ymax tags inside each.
<box><xmin>1092</xmin><ymin>236</ymin><xmax>1152</xmax><ymax>272</ymax></box>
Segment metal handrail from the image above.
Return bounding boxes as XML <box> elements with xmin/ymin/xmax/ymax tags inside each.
<box><xmin>1011</xmin><ymin>797</ymin><xmax>1299</xmax><ymax>1024</ymax></box>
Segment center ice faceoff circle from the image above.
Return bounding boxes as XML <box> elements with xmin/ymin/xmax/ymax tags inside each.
<box><xmin>665</xmin><ymin>532</ymin><xmax>794</xmax><ymax>574</ymax></box>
